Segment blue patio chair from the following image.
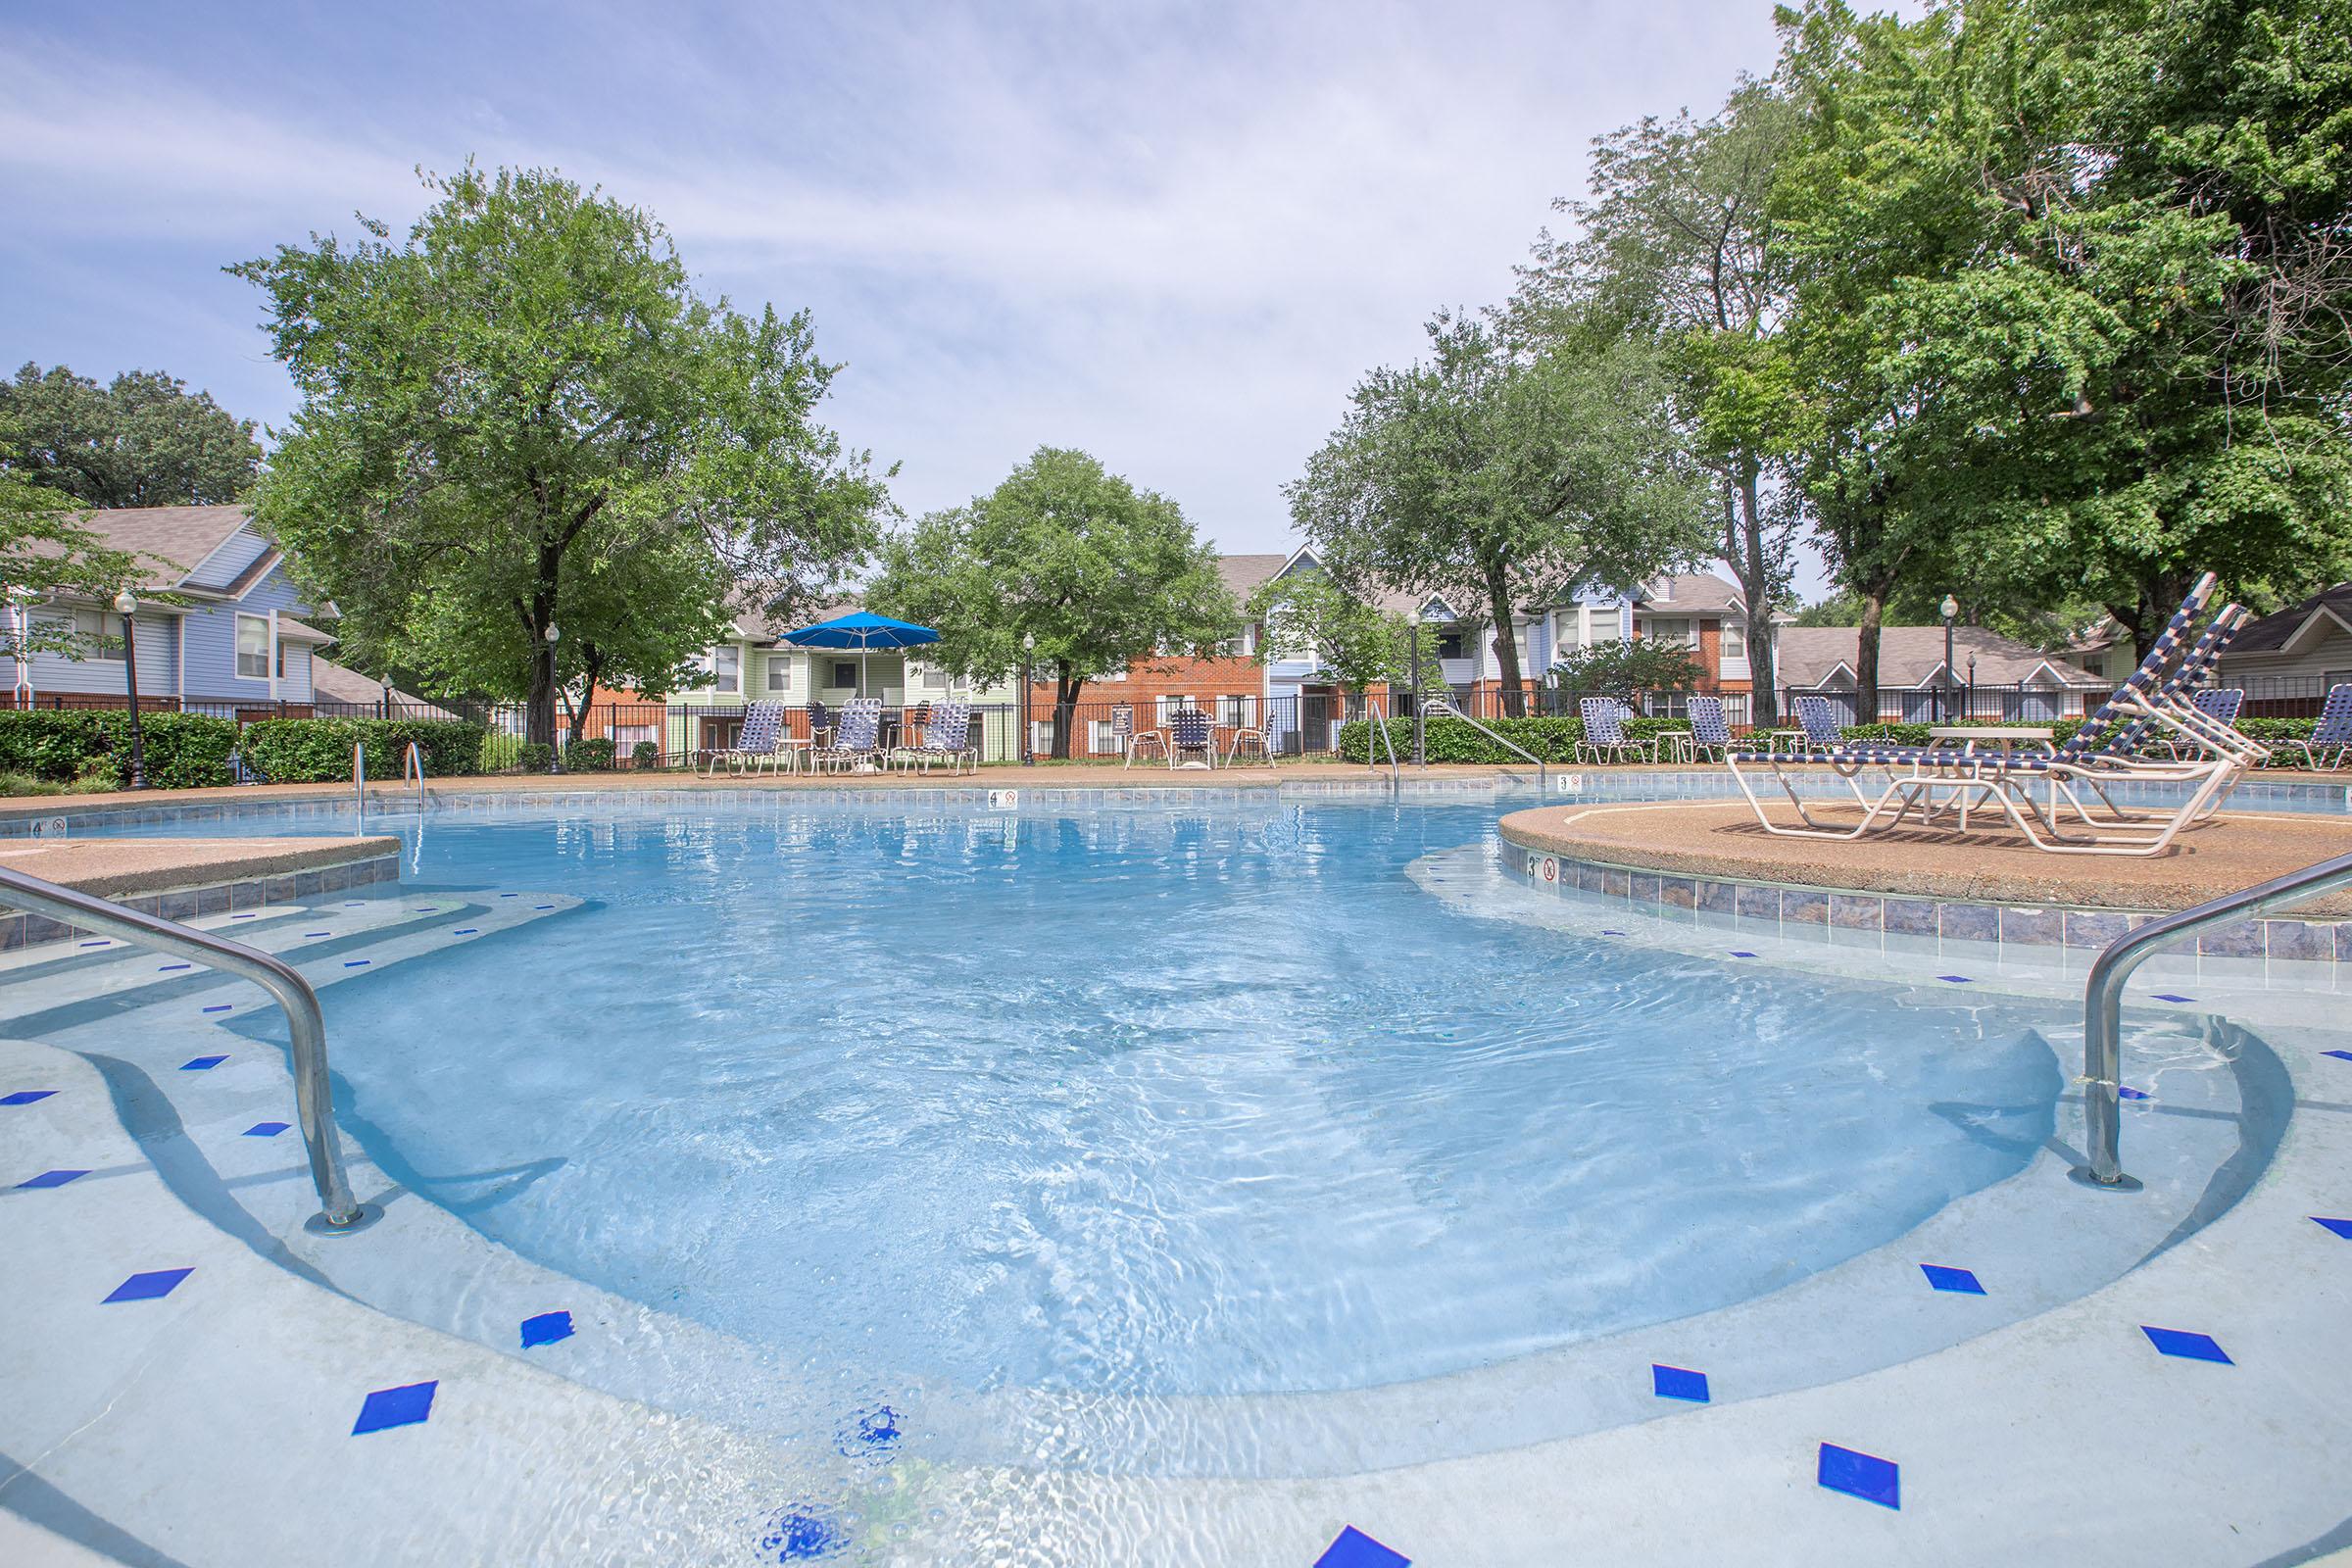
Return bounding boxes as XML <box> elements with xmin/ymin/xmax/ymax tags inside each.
<box><xmin>1166</xmin><ymin>707</ymin><xmax>1215</xmax><ymax>768</ymax></box>
<box><xmin>1577</xmin><ymin>697</ymin><xmax>1656</xmax><ymax>764</ymax></box>
<box><xmin>2153</xmin><ymin>686</ymin><xmax>2244</xmax><ymax>760</ymax></box>
<box><xmin>703</xmin><ymin>701</ymin><xmax>790</xmax><ymax>777</ymax></box>
<box><xmin>892</xmin><ymin>701</ymin><xmax>977</xmax><ymax>774</ymax></box>
<box><xmin>813</xmin><ymin>698</ymin><xmax>882</xmax><ymax>772</ymax></box>
<box><xmin>2278</xmin><ymin>684</ymin><xmax>2352</xmax><ymax>771</ymax></box>
<box><xmin>1792</xmin><ymin>694</ymin><xmax>1846</xmax><ymax>752</ymax></box>
<box><xmin>1684</xmin><ymin>694</ymin><xmax>1735</xmax><ymax>762</ymax></box>
<box><xmin>1115</xmin><ymin>705</ymin><xmax>1164</xmax><ymax>768</ymax></box>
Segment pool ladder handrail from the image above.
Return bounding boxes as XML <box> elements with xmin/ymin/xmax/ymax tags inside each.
<box><xmin>0</xmin><ymin>864</ymin><xmax>377</xmax><ymax>1234</ymax></box>
<box><xmin>2080</xmin><ymin>844</ymin><xmax>2352</xmax><ymax>1189</ymax></box>
<box><xmin>401</xmin><ymin>741</ymin><xmax>426</xmax><ymax>807</ymax></box>
<box><xmin>1365</xmin><ymin>701</ymin><xmax>1402</xmax><ymax>787</ymax></box>
<box><xmin>353</xmin><ymin>740</ymin><xmax>367</xmax><ymax>833</ymax></box>
<box><xmin>1426</xmin><ymin>698</ymin><xmax>1546</xmax><ymax>794</ymax></box>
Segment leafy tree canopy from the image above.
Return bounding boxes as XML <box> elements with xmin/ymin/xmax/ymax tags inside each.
<box><xmin>0</xmin><ymin>470</ymin><xmax>149</xmax><ymax>662</ymax></box>
<box><xmin>233</xmin><ymin>164</ymin><xmax>891</xmax><ymax>742</ymax></box>
<box><xmin>866</xmin><ymin>446</ymin><xmax>1236</xmax><ymax>758</ymax></box>
<box><xmin>1546</xmin><ymin>636</ymin><xmax>1706</xmax><ymax>700</ymax></box>
<box><xmin>1244</xmin><ymin>568</ymin><xmax>1431</xmax><ymax>696</ymax></box>
<box><xmin>1288</xmin><ymin>310</ymin><xmax>1712</xmax><ymax>716</ymax></box>
<box><xmin>0</xmin><ymin>363</ymin><xmax>261</xmax><ymax>509</ymax></box>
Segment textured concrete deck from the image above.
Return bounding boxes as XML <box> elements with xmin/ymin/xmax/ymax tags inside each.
<box><xmin>0</xmin><ymin>836</ymin><xmax>401</xmax><ymax>899</ymax></box>
<box><xmin>1500</xmin><ymin>800</ymin><xmax>2352</xmax><ymax>915</ymax></box>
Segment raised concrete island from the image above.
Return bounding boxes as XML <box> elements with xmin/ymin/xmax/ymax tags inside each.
<box><xmin>0</xmin><ymin>835</ymin><xmax>402</xmax><ymax>949</ymax></box>
<box><xmin>1499</xmin><ymin>801</ymin><xmax>2352</xmax><ymax>957</ymax></box>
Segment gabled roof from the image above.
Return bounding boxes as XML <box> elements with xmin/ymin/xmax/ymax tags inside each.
<box><xmin>2228</xmin><ymin>582</ymin><xmax>2352</xmax><ymax>655</ymax></box>
<box><xmin>1634</xmin><ymin>573</ymin><xmax>1745</xmax><ymax>614</ymax></box>
<box><xmin>1774</xmin><ymin>625</ymin><xmax>2108</xmax><ymax>690</ymax></box>
<box><xmin>68</xmin><ymin>505</ymin><xmax>256</xmax><ymax>590</ymax></box>
<box><xmin>1217</xmin><ymin>553</ymin><xmax>1290</xmax><ymax>602</ymax></box>
<box><xmin>311</xmin><ymin>659</ymin><xmax>459</xmax><ymax>720</ymax></box>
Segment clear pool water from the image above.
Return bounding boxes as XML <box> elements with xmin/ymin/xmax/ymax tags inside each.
<box><xmin>233</xmin><ymin>802</ymin><xmax>2065</xmax><ymax>1400</ymax></box>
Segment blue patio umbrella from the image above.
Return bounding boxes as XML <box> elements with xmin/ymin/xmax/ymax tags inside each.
<box><xmin>781</xmin><ymin>612</ymin><xmax>940</xmax><ymax>698</ymax></box>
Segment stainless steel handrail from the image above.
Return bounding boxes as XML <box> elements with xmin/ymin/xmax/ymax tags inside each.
<box><xmin>353</xmin><ymin>740</ymin><xmax>367</xmax><ymax>834</ymax></box>
<box><xmin>2079</xmin><ymin>845</ymin><xmax>2352</xmax><ymax>1189</ymax></box>
<box><xmin>400</xmin><ymin>741</ymin><xmax>425</xmax><ymax>805</ymax></box>
<box><xmin>1428</xmin><ymin>699</ymin><xmax>1547</xmax><ymax>793</ymax></box>
<box><xmin>0</xmin><ymin>865</ymin><xmax>376</xmax><ymax>1233</ymax></box>
<box><xmin>1366</xmin><ymin>703</ymin><xmax>1402</xmax><ymax>786</ymax></box>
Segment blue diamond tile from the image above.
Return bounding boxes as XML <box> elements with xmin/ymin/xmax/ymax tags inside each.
<box><xmin>180</xmin><ymin>1054</ymin><xmax>228</xmax><ymax>1071</ymax></box>
<box><xmin>103</xmin><ymin>1267</ymin><xmax>194</xmax><ymax>1302</ymax></box>
<box><xmin>1920</xmin><ymin>1263</ymin><xmax>1984</xmax><ymax>1294</ymax></box>
<box><xmin>158</xmin><ymin>962</ymin><xmax>191</xmax><ymax>972</ymax></box>
<box><xmin>1314</xmin><ymin>1525</ymin><xmax>1410</xmax><ymax>1568</ymax></box>
<box><xmin>534</xmin><ymin>904</ymin><xmax>554</xmax><ymax>910</ymax></box>
<box><xmin>352</xmin><ymin>1380</ymin><xmax>437</xmax><ymax>1435</ymax></box>
<box><xmin>519</xmin><ymin>1310</ymin><xmax>574</xmax><ymax>1348</ymax></box>
<box><xmin>1936</xmin><ymin>974</ymin><xmax>1973</xmax><ymax>984</ymax></box>
<box><xmin>344</xmin><ymin>959</ymin><xmax>370</xmax><ymax>968</ymax></box>
<box><xmin>17</xmin><ymin>1168</ymin><xmax>89</xmax><ymax>1189</ymax></box>
<box><xmin>201</xmin><ymin>1004</ymin><xmax>231</xmax><ymax>1014</ymax></box>
<box><xmin>229</xmin><ymin>912</ymin><xmax>256</xmax><ymax>920</ymax></box>
<box><xmin>760</xmin><ymin>1506</ymin><xmax>848</xmax><ymax>1561</ymax></box>
<box><xmin>454</xmin><ymin>927</ymin><xmax>479</xmax><ymax>935</ymax></box>
<box><xmin>78</xmin><ymin>939</ymin><xmax>108</xmax><ymax>949</ymax></box>
<box><xmin>500</xmin><ymin>893</ymin><xmax>517</xmax><ymax>899</ymax></box>
<box><xmin>1601</xmin><ymin>928</ymin><xmax>1627</xmax><ymax>936</ymax></box>
<box><xmin>1729</xmin><ymin>950</ymin><xmax>1758</xmax><ymax>958</ymax></box>
<box><xmin>2118</xmin><ymin>1086</ymin><xmax>2150</xmax><ymax>1101</ymax></box>
<box><xmin>1</xmin><ymin>1090</ymin><xmax>58</xmax><ymax>1106</ymax></box>
<box><xmin>244</xmin><ymin>1121</ymin><xmax>290</xmax><ymax>1138</ymax></box>
<box><xmin>1818</xmin><ymin>1443</ymin><xmax>1900</xmax><ymax>1509</ymax></box>
<box><xmin>304</xmin><ymin>931</ymin><xmax>331</xmax><ymax>938</ymax></box>
<box><xmin>2141</xmin><ymin>1326</ymin><xmax>2231</xmax><ymax>1364</ymax></box>
<box><xmin>1651</xmin><ymin>1363</ymin><xmax>1710</xmax><ymax>1402</ymax></box>
<box><xmin>343</xmin><ymin>901</ymin><xmax>364</xmax><ymax>907</ymax></box>
<box><xmin>2153</xmin><ymin>994</ymin><xmax>2195</xmax><ymax>1004</ymax></box>
<box><xmin>835</xmin><ymin>1404</ymin><xmax>901</xmax><ymax>1455</ymax></box>
<box><xmin>2325</xmin><ymin>1050</ymin><xmax>2352</xmax><ymax>1063</ymax></box>
<box><xmin>2312</xmin><ymin>1216</ymin><xmax>2352</xmax><ymax>1240</ymax></box>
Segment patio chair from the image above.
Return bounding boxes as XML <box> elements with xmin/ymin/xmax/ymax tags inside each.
<box><xmin>702</xmin><ymin>702</ymin><xmax>791</xmax><ymax>777</ymax></box>
<box><xmin>2277</xmin><ymin>684</ymin><xmax>2352</xmax><ymax>771</ymax></box>
<box><xmin>812</xmin><ymin>698</ymin><xmax>883</xmax><ymax>772</ymax></box>
<box><xmin>891</xmin><ymin>701</ymin><xmax>978</xmax><ymax>774</ymax></box>
<box><xmin>1166</xmin><ymin>708</ymin><xmax>1216</xmax><ymax>768</ymax></box>
<box><xmin>806</xmin><ymin>701</ymin><xmax>832</xmax><ymax>751</ymax></box>
<box><xmin>2151</xmin><ymin>687</ymin><xmax>2244</xmax><ymax>760</ymax></box>
<box><xmin>1684</xmin><ymin>695</ymin><xmax>1735</xmax><ymax>762</ymax></box>
<box><xmin>1116</xmin><ymin>706</ymin><xmax>1165</xmax><ymax>768</ymax></box>
<box><xmin>1224</xmin><ymin>705</ymin><xmax>1275</xmax><ymax>766</ymax></box>
<box><xmin>1576</xmin><ymin>697</ymin><xmax>1657</xmax><ymax>764</ymax></box>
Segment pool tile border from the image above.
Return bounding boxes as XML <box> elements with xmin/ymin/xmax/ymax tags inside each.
<box><xmin>0</xmin><ymin>854</ymin><xmax>400</xmax><ymax>952</ymax></box>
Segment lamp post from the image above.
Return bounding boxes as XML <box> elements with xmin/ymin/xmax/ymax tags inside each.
<box><xmin>543</xmin><ymin>621</ymin><xmax>563</xmax><ymax>772</ymax></box>
<box><xmin>113</xmin><ymin>590</ymin><xmax>147</xmax><ymax>789</ymax></box>
<box><xmin>5</xmin><ymin>585</ymin><xmax>37</xmax><ymax>709</ymax></box>
<box><xmin>1966</xmin><ymin>654</ymin><xmax>1978</xmax><ymax>722</ymax></box>
<box><xmin>1939</xmin><ymin>594</ymin><xmax>1959</xmax><ymax>723</ymax></box>
<box><xmin>1410</xmin><ymin>615</ymin><xmax>1427</xmax><ymax>766</ymax></box>
<box><xmin>1019</xmin><ymin>631</ymin><xmax>1035</xmax><ymax>767</ymax></box>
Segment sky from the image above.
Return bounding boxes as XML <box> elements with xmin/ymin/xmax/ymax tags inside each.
<box><xmin>1</xmin><ymin>0</ymin><xmax>1820</xmax><ymax>588</ymax></box>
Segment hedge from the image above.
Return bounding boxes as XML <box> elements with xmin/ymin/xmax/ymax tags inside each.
<box><xmin>564</xmin><ymin>737</ymin><xmax>616</xmax><ymax>770</ymax></box>
<box><xmin>232</xmin><ymin>717</ymin><xmax>489</xmax><ymax>783</ymax></box>
<box><xmin>0</xmin><ymin>710</ymin><xmax>241</xmax><ymax>791</ymax></box>
<box><xmin>1336</xmin><ymin>713</ymin><xmax>1691</xmax><ymax>764</ymax></box>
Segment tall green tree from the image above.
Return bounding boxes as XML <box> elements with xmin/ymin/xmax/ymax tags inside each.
<box><xmin>0</xmin><ymin>471</ymin><xmax>147</xmax><ymax>663</ymax></box>
<box><xmin>1523</xmin><ymin>81</ymin><xmax>1804</xmax><ymax>720</ymax></box>
<box><xmin>1244</xmin><ymin>570</ymin><xmax>1427</xmax><ymax>699</ymax></box>
<box><xmin>234</xmin><ymin>165</ymin><xmax>890</xmax><ymax>745</ymax></box>
<box><xmin>1289</xmin><ymin>311</ymin><xmax>1710</xmax><ymax>716</ymax></box>
<box><xmin>867</xmin><ymin>447</ymin><xmax>1236</xmax><ymax>759</ymax></box>
<box><xmin>0</xmin><ymin>364</ymin><xmax>261</xmax><ymax>509</ymax></box>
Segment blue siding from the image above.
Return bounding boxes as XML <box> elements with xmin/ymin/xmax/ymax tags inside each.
<box><xmin>182</xmin><ymin>525</ymin><xmax>272</xmax><ymax>591</ymax></box>
<box><xmin>3</xmin><ymin>609</ymin><xmax>178</xmax><ymax>699</ymax></box>
<box><xmin>178</xmin><ymin>564</ymin><xmax>324</xmax><ymax>705</ymax></box>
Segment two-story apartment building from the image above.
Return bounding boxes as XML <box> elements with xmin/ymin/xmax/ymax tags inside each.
<box><xmin>2</xmin><ymin>505</ymin><xmax>336</xmax><ymax>713</ymax></box>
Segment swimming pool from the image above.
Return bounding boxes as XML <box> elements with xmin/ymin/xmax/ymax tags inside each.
<box><xmin>12</xmin><ymin>786</ymin><xmax>2335</xmax><ymax>1566</ymax></box>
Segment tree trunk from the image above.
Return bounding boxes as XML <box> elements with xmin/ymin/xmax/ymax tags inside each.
<box><xmin>523</xmin><ymin>544</ymin><xmax>561</xmax><ymax>748</ymax></box>
<box><xmin>1854</xmin><ymin>585</ymin><xmax>1887</xmax><ymax>727</ymax></box>
<box><xmin>1485</xmin><ymin>568</ymin><xmax>1527</xmax><ymax>718</ymax></box>
<box><xmin>1731</xmin><ymin>462</ymin><xmax>1778</xmax><ymax>727</ymax></box>
<box><xmin>1051</xmin><ymin>667</ymin><xmax>1084</xmax><ymax>760</ymax></box>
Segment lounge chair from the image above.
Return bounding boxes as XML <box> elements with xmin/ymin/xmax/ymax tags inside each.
<box><xmin>2278</xmin><ymin>684</ymin><xmax>2352</xmax><ymax>771</ymax></box>
<box><xmin>1116</xmin><ymin>706</ymin><xmax>1164</xmax><ymax>768</ymax></box>
<box><xmin>2151</xmin><ymin>687</ymin><xmax>2244</xmax><ymax>760</ymax></box>
<box><xmin>1166</xmin><ymin>708</ymin><xmax>1215</xmax><ymax>768</ymax></box>
<box><xmin>1729</xmin><ymin>574</ymin><xmax>2252</xmax><ymax>855</ymax></box>
<box><xmin>1577</xmin><ymin>697</ymin><xmax>1657</xmax><ymax>764</ymax></box>
<box><xmin>703</xmin><ymin>702</ymin><xmax>792</xmax><ymax>777</ymax></box>
<box><xmin>1224</xmin><ymin>705</ymin><xmax>1275</xmax><ymax>766</ymax></box>
<box><xmin>891</xmin><ymin>701</ymin><xmax>978</xmax><ymax>774</ymax></box>
<box><xmin>1684</xmin><ymin>695</ymin><xmax>1735</xmax><ymax>762</ymax></box>
<box><xmin>812</xmin><ymin>698</ymin><xmax>883</xmax><ymax>772</ymax></box>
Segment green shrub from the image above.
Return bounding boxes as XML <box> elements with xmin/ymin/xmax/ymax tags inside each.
<box><xmin>1836</xmin><ymin>718</ymin><xmax>2086</xmax><ymax>749</ymax></box>
<box><xmin>232</xmin><ymin>717</ymin><xmax>488</xmax><ymax>783</ymax></box>
<box><xmin>564</xmin><ymin>736</ymin><xmax>616</xmax><ymax>770</ymax></box>
<box><xmin>1335</xmin><ymin>713</ymin><xmax>1691</xmax><ymax>764</ymax></box>
<box><xmin>515</xmin><ymin>741</ymin><xmax>554</xmax><ymax>773</ymax></box>
<box><xmin>630</xmin><ymin>740</ymin><xmax>661</xmax><ymax>768</ymax></box>
<box><xmin>0</xmin><ymin>710</ymin><xmax>241</xmax><ymax>790</ymax></box>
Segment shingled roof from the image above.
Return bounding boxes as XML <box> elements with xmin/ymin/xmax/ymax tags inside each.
<box><xmin>1775</xmin><ymin>625</ymin><xmax>2105</xmax><ymax>689</ymax></box>
<box><xmin>2229</xmin><ymin>582</ymin><xmax>2352</xmax><ymax>654</ymax></box>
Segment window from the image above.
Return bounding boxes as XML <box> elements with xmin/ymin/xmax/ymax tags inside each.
<box><xmin>236</xmin><ymin>614</ymin><xmax>270</xmax><ymax>679</ymax></box>
<box><xmin>1088</xmin><ymin>719</ymin><xmax>1118</xmax><ymax>755</ymax></box>
<box><xmin>1436</xmin><ymin>631</ymin><xmax>1466</xmax><ymax>662</ymax></box>
<box><xmin>1216</xmin><ymin>626</ymin><xmax>1255</xmax><ymax>659</ymax></box>
<box><xmin>1720</xmin><ymin>620</ymin><xmax>1747</xmax><ymax>661</ymax></box>
<box><xmin>765</xmin><ymin>656</ymin><xmax>792</xmax><ymax>693</ymax></box>
<box><xmin>829</xmin><ymin>660</ymin><xmax>858</xmax><ymax>689</ymax></box>
<box><xmin>1554</xmin><ymin>610</ymin><xmax>1585</xmax><ymax>653</ymax></box>
<box><xmin>76</xmin><ymin>610</ymin><xmax>127</xmax><ymax>662</ymax></box>
<box><xmin>1220</xmin><ymin>694</ymin><xmax>1255</xmax><ymax>727</ymax></box>
<box><xmin>713</xmin><ymin>646</ymin><xmax>741</xmax><ymax>694</ymax></box>
<box><xmin>612</xmin><ymin>724</ymin><xmax>657</xmax><ymax>757</ymax></box>
<box><xmin>1030</xmin><ymin>719</ymin><xmax>1054</xmax><ymax>753</ymax></box>
<box><xmin>919</xmin><ymin>664</ymin><xmax>950</xmax><ymax>690</ymax></box>
<box><xmin>1646</xmin><ymin>616</ymin><xmax>1693</xmax><ymax>648</ymax></box>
